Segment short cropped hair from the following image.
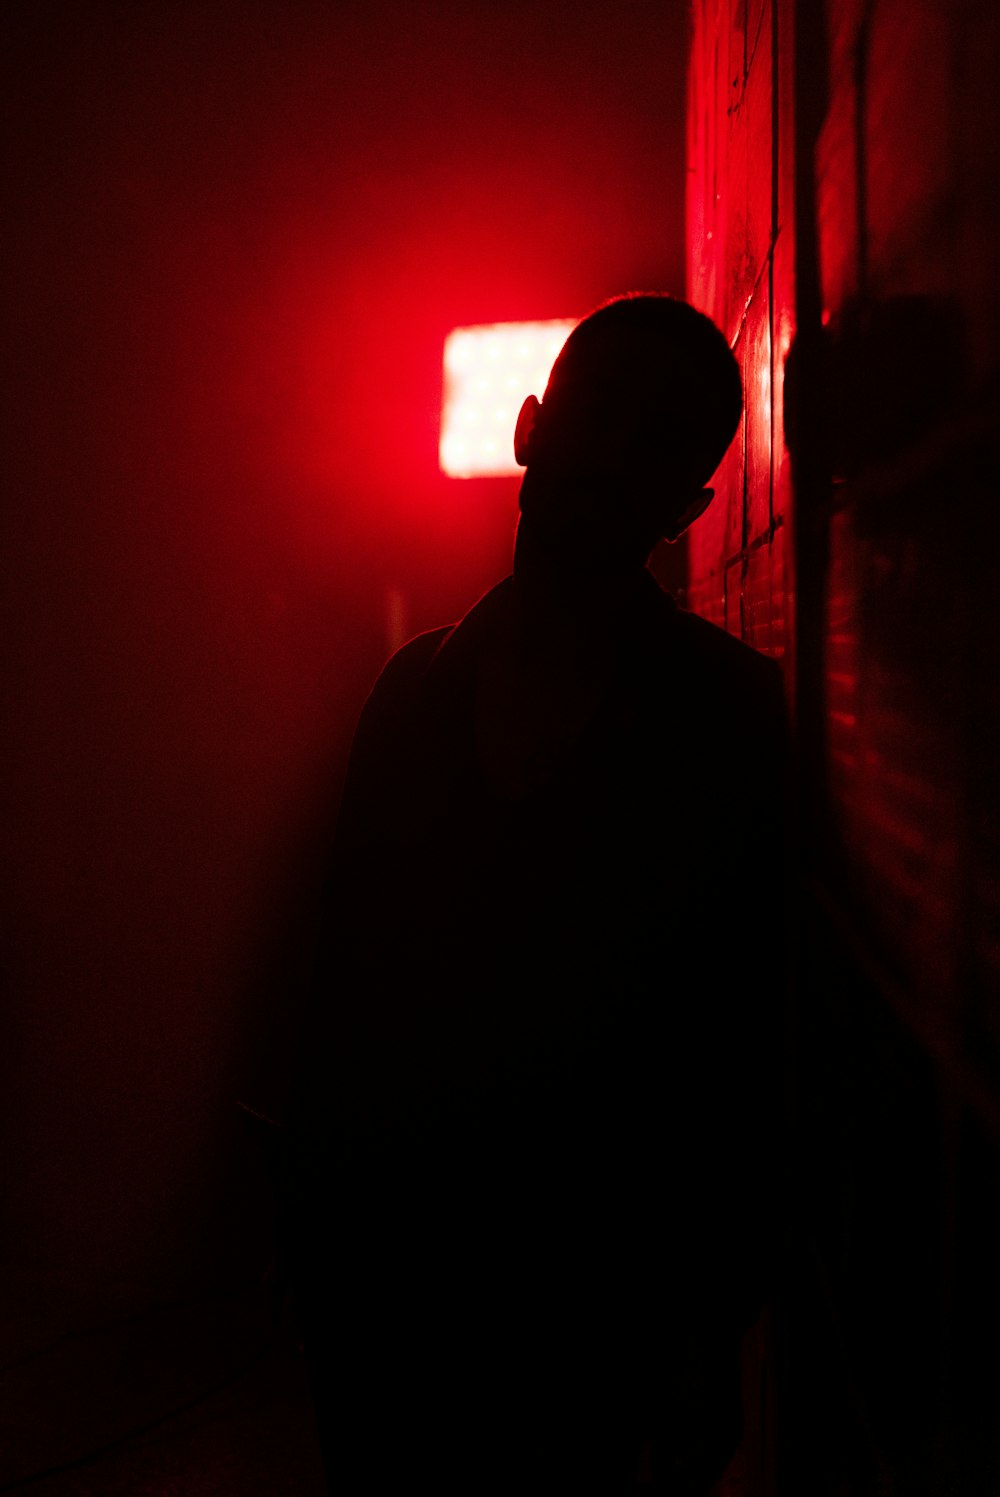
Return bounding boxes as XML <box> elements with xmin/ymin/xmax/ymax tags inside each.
<box><xmin>542</xmin><ymin>292</ymin><xmax>743</xmax><ymax>488</ymax></box>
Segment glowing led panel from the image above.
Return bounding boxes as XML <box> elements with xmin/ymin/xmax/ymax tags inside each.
<box><xmin>440</xmin><ymin>319</ymin><xmax>578</xmax><ymax>477</ymax></box>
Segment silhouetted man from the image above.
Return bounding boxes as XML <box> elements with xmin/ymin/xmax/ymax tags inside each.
<box><xmin>284</xmin><ymin>294</ymin><xmax>787</xmax><ymax>1497</ymax></box>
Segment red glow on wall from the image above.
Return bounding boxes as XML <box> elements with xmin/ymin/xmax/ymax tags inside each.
<box><xmin>439</xmin><ymin>319</ymin><xmax>579</xmax><ymax>477</ymax></box>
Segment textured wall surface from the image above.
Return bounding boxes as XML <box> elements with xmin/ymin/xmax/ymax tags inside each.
<box><xmin>809</xmin><ymin>0</ymin><xmax>1000</xmax><ymax>1110</ymax></box>
<box><xmin>686</xmin><ymin>0</ymin><xmax>789</xmax><ymax>675</ymax></box>
<box><xmin>687</xmin><ymin>0</ymin><xmax>1000</xmax><ymax>1491</ymax></box>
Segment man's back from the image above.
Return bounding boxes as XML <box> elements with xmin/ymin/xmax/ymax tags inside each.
<box><xmin>288</xmin><ymin>568</ymin><xmax>785</xmax><ymax>1496</ymax></box>
<box><xmin>284</xmin><ymin>292</ymin><xmax>786</xmax><ymax>1496</ymax></box>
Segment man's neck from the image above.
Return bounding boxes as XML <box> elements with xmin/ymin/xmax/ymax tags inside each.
<box><xmin>510</xmin><ymin>560</ymin><xmax>651</xmax><ymax>657</ymax></box>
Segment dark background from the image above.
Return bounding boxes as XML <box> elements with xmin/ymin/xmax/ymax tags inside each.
<box><xmin>2</xmin><ymin>0</ymin><xmax>689</xmax><ymax>1357</ymax></box>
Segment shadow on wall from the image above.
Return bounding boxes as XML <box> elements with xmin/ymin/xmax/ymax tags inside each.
<box><xmin>782</xmin><ymin>283</ymin><xmax>1000</xmax><ymax>1491</ymax></box>
<box><xmin>785</xmin><ymin>293</ymin><xmax>967</xmax><ymax>486</ymax></box>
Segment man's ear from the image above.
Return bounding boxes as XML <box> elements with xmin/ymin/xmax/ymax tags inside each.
<box><xmin>514</xmin><ymin>394</ymin><xmax>542</xmax><ymax>467</ymax></box>
<box><xmin>662</xmin><ymin>488</ymin><xmax>715</xmax><ymax>544</ymax></box>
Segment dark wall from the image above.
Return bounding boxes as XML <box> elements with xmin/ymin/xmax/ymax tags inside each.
<box><xmin>793</xmin><ymin>1</ymin><xmax>1000</xmax><ymax>1487</ymax></box>
<box><xmin>1</xmin><ymin>0</ymin><xmax>688</xmax><ymax>1354</ymax></box>
<box><xmin>687</xmin><ymin>0</ymin><xmax>1000</xmax><ymax>1490</ymax></box>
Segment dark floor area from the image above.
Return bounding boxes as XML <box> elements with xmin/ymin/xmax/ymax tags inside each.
<box><xmin>21</xmin><ymin>1339</ymin><xmax>325</xmax><ymax>1497</ymax></box>
<box><xmin>0</xmin><ymin>1290</ymin><xmax>327</xmax><ymax>1496</ymax></box>
<box><xmin>1</xmin><ymin>1288</ymin><xmax>750</xmax><ymax>1497</ymax></box>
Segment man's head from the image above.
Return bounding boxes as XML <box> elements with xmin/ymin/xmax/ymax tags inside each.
<box><xmin>513</xmin><ymin>293</ymin><xmax>742</xmax><ymax>576</ymax></box>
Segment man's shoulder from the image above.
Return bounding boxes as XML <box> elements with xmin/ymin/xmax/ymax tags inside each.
<box><xmin>637</xmin><ymin>570</ymin><xmax>781</xmax><ymax>688</ymax></box>
<box><xmin>357</xmin><ymin>625</ymin><xmax>455</xmax><ymax>735</ymax></box>
<box><xmin>361</xmin><ymin>577</ymin><xmax>512</xmax><ymax>726</ymax></box>
<box><xmin>671</xmin><ymin>600</ymin><xmax>783</xmax><ymax>686</ymax></box>
<box><xmin>379</xmin><ymin>624</ymin><xmax>455</xmax><ymax>683</ymax></box>
<box><xmin>646</xmin><ymin>591</ymin><xmax>786</xmax><ymax>748</ymax></box>
<box><xmin>376</xmin><ymin>578</ymin><xmax>513</xmax><ymax>688</ymax></box>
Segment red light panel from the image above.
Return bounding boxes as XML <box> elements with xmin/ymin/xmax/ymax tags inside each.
<box><xmin>440</xmin><ymin>319</ymin><xmax>579</xmax><ymax>477</ymax></box>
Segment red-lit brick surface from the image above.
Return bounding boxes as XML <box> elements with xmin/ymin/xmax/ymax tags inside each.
<box><xmin>690</xmin><ymin>0</ymin><xmax>1000</xmax><ymax>1081</ymax></box>
<box><xmin>744</xmin><ymin>282</ymin><xmax>772</xmax><ymax>545</ymax></box>
<box><xmin>688</xmin><ymin>0</ymin><xmax>1000</xmax><ymax>1489</ymax></box>
<box><xmin>688</xmin><ymin>0</ymin><xmax>786</xmax><ymax>701</ymax></box>
<box><xmin>744</xmin><ymin>531</ymin><xmax>784</xmax><ymax>662</ymax></box>
<box><xmin>770</xmin><ymin>228</ymin><xmax>793</xmax><ymax>529</ymax></box>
